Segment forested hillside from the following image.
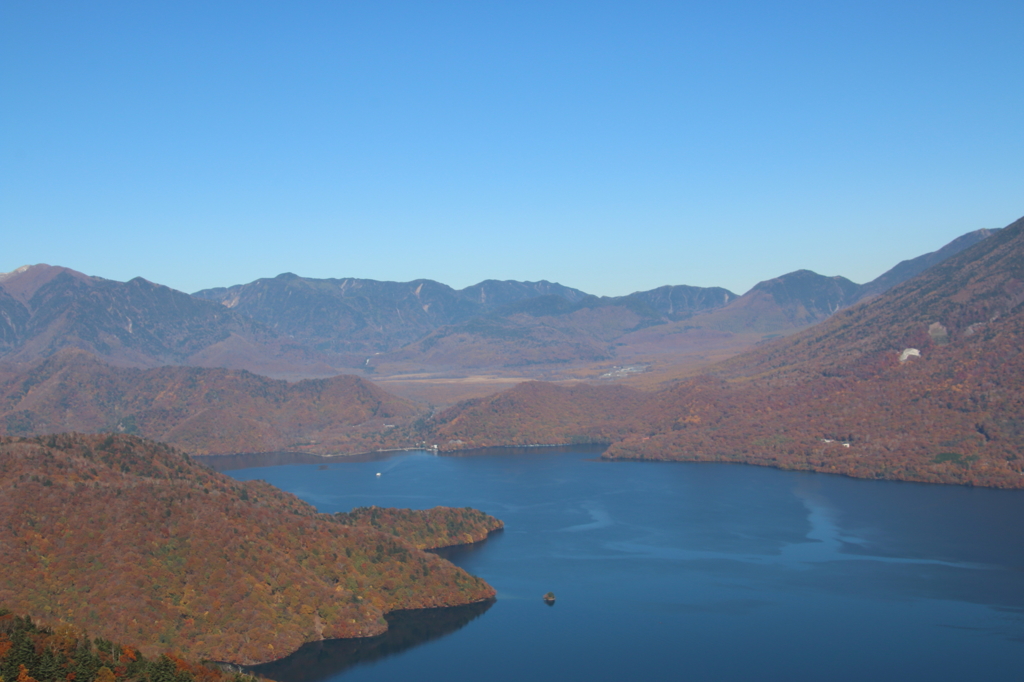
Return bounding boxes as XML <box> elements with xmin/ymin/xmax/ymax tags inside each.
<box><xmin>430</xmin><ymin>382</ymin><xmax>646</xmax><ymax>448</ymax></box>
<box><xmin>0</xmin><ymin>351</ymin><xmax>417</xmax><ymax>455</ymax></box>
<box><xmin>0</xmin><ymin>434</ymin><xmax>496</xmax><ymax>665</ymax></box>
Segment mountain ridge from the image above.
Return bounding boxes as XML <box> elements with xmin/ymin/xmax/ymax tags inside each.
<box><xmin>0</xmin><ymin>265</ymin><xmax>333</xmax><ymax>377</ymax></box>
<box><xmin>1</xmin><ymin>223</ymin><xmax>1004</xmax><ymax>383</ymax></box>
<box><xmin>855</xmin><ymin>227</ymin><xmax>1000</xmax><ymax>302</ymax></box>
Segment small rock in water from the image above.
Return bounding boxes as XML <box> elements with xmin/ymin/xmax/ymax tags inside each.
<box><xmin>543</xmin><ymin>592</ymin><xmax>556</xmax><ymax>605</ymax></box>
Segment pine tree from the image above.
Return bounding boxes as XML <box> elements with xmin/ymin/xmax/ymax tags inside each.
<box><xmin>34</xmin><ymin>651</ymin><xmax>60</xmax><ymax>682</ymax></box>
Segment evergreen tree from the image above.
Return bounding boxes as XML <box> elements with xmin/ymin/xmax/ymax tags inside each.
<box><xmin>35</xmin><ymin>651</ymin><xmax>60</xmax><ymax>682</ymax></box>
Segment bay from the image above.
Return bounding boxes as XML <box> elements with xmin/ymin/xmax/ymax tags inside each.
<box><xmin>215</xmin><ymin>446</ymin><xmax>1024</xmax><ymax>682</ymax></box>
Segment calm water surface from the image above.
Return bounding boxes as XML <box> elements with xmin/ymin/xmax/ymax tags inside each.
<box><xmin>218</xmin><ymin>447</ymin><xmax>1024</xmax><ymax>682</ymax></box>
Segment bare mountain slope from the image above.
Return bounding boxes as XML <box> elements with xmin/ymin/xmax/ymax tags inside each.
<box><xmin>192</xmin><ymin>275</ymin><xmax>591</xmax><ymax>360</ymax></box>
<box><xmin>1</xmin><ymin>225</ymin><xmax>1000</xmax><ymax>380</ymax></box>
<box><xmin>0</xmin><ymin>265</ymin><xmax>327</xmax><ymax>375</ymax></box>
<box><xmin>723</xmin><ymin>216</ymin><xmax>1024</xmax><ymax>379</ymax></box>
<box><xmin>353</xmin><ymin>228</ymin><xmax>995</xmax><ymax>373</ymax></box>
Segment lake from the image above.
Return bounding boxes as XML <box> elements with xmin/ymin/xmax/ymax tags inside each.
<box><xmin>213</xmin><ymin>446</ymin><xmax>1024</xmax><ymax>682</ymax></box>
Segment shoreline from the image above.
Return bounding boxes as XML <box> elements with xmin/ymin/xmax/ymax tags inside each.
<box><xmin>195</xmin><ymin>442</ymin><xmax>609</xmax><ymax>471</ymax></box>
<box><xmin>196</xmin><ymin>439</ymin><xmax>1024</xmax><ymax>489</ymax></box>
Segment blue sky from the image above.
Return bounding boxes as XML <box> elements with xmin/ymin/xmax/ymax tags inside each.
<box><xmin>2</xmin><ymin>1</ymin><xmax>1022</xmax><ymax>297</ymax></box>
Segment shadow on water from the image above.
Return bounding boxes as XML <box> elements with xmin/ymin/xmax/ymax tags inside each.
<box><xmin>244</xmin><ymin>600</ymin><xmax>494</xmax><ymax>682</ymax></box>
<box><xmin>429</xmin><ymin>531</ymin><xmax>503</xmax><ymax>563</ymax></box>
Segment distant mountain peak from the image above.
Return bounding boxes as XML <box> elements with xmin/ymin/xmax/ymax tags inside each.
<box><xmin>0</xmin><ymin>264</ymin><xmax>34</xmax><ymax>280</ymax></box>
<box><xmin>752</xmin><ymin>268</ymin><xmax>857</xmax><ymax>288</ymax></box>
<box><xmin>0</xmin><ymin>263</ymin><xmax>91</xmax><ymax>304</ymax></box>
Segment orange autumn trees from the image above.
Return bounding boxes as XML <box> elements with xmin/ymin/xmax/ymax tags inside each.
<box><xmin>0</xmin><ymin>433</ymin><xmax>496</xmax><ymax>666</ymax></box>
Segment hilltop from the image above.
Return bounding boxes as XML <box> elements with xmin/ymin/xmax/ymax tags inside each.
<box><xmin>0</xmin><ymin>264</ymin><xmax>330</xmax><ymax>378</ymax></box>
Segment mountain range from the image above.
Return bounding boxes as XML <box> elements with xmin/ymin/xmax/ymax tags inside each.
<box><xmin>0</xmin><ymin>264</ymin><xmax>328</xmax><ymax>377</ymax></box>
<box><xmin>0</xmin><ymin>227</ymin><xmax>999</xmax><ymax>382</ymax></box>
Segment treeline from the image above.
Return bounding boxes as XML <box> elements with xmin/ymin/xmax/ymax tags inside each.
<box><xmin>0</xmin><ymin>610</ymin><xmax>259</xmax><ymax>682</ymax></box>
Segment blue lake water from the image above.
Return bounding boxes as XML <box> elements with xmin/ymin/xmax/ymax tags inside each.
<box><xmin>216</xmin><ymin>446</ymin><xmax>1024</xmax><ymax>682</ymax></box>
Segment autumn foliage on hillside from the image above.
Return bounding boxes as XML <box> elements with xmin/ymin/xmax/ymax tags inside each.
<box><xmin>334</xmin><ymin>507</ymin><xmax>504</xmax><ymax>550</ymax></box>
<box><xmin>0</xmin><ymin>353</ymin><xmax>418</xmax><ymax>455</ymax></box>
<box><xmin>0</xmin><ymin>433</ymin><xmax>496</xmax><ymax>666</ymax></box>
<box><xmin>0</xmin><ymin>610</ymin><xmax>260</xmax><ymax>682</ymax></box>
<box><xmin>429</xmin><ymin>216</ymin><xmax>1024</xmax><ymax>488</ymax></box>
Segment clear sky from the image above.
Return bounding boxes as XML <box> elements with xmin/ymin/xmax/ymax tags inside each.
<box><xmin>2</xmin><ymin>1</ymin><xmax>1022</xmax><ymax>297</ymax></box>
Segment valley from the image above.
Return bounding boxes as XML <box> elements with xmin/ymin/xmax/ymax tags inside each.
<box><xmin>1</xmin><ymin>215</ymin><xmax>1022</xmax><ymax>677</ymax></box>
<box><xmin>1</xmin><ymin>220</ymin><xmax>1020</xmax><ymax>484</ymax></box>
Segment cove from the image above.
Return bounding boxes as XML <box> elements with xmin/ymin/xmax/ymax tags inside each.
<box><xmin>214</xmin><ymin>446</ymin><xmax>1024</xmax><ymax>682</ymax></box>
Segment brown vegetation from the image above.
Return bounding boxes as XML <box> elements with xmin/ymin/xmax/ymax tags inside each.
<box><xmin>1</xmin><ymin>228</ymin><xmax>997</xmax><ymax>384</ymax></box>
<box><xmin>0</xmin><ymin>352</ymin><xmax>418</xmax><ymax>455</ymax></box>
